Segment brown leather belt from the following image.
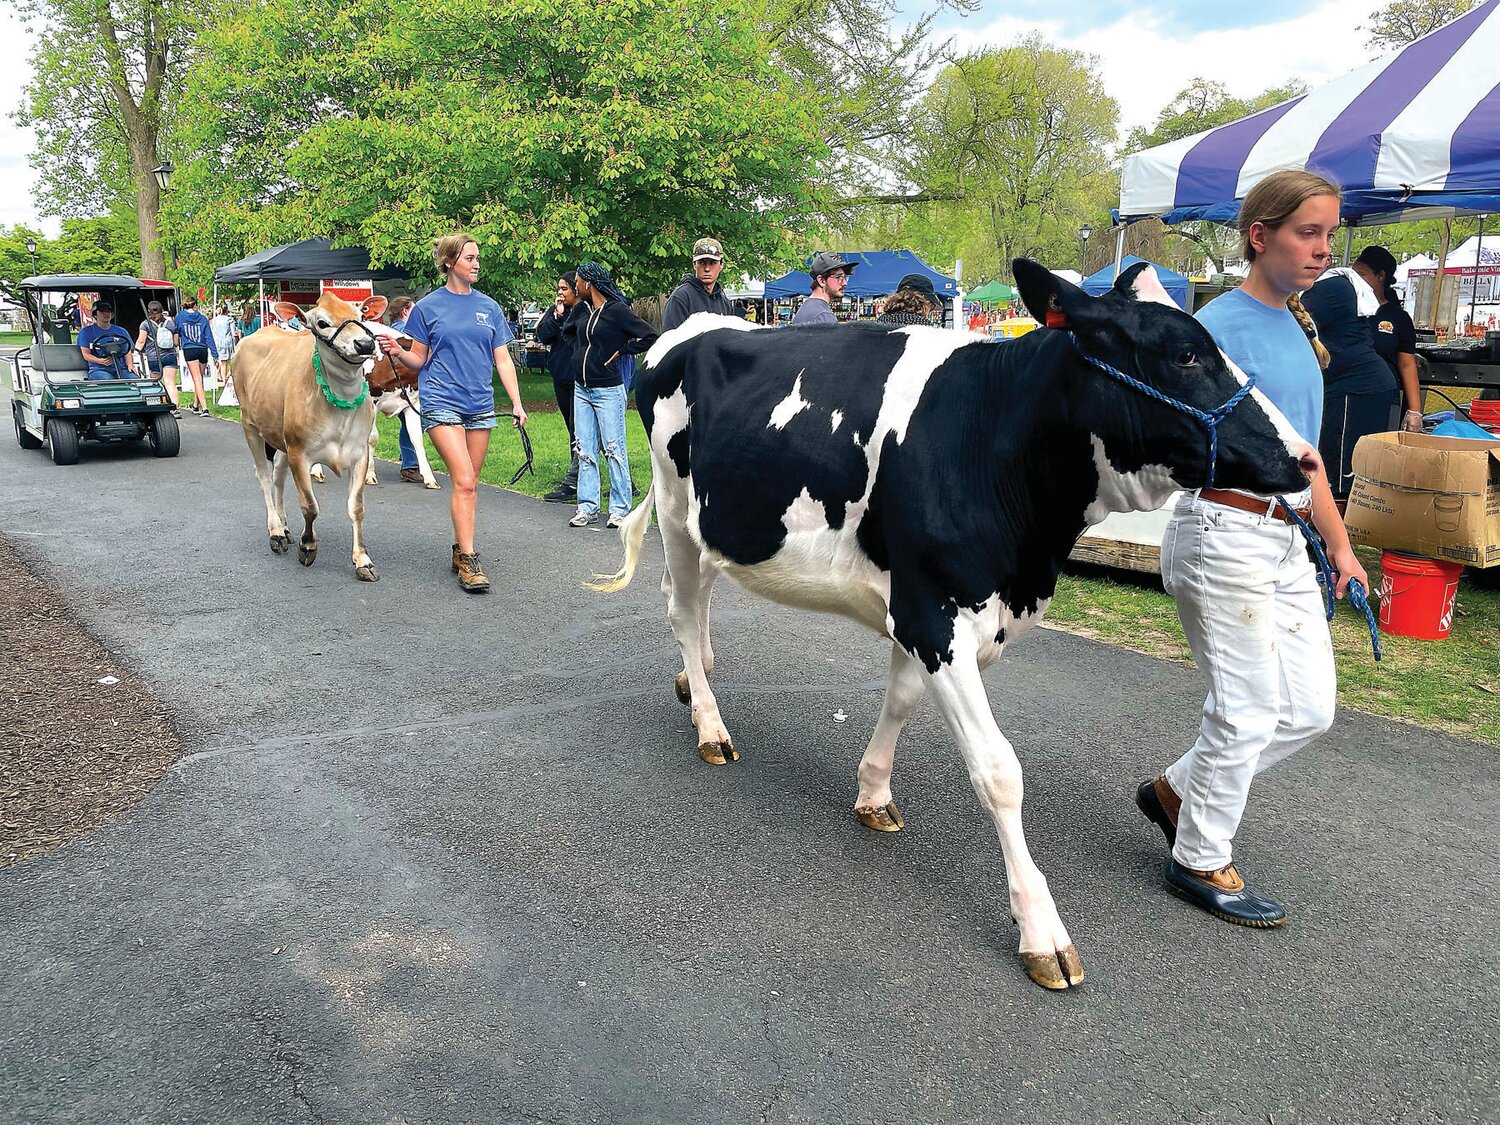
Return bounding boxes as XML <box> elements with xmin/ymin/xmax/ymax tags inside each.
<box><xmin>1198</xmin><ymin>488</ymin><xmax>1310</xmax><ymax>524</ymax></box>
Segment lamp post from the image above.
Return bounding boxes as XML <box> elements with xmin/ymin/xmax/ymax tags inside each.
<box><xmin>24</xmin><ymin>236</ymin><xmax>36</xmax><ymax>276</ymax></box>
<box><xmin>1079</xmin><ymin>222</ymin><xmax>1093</xmax><ymax>274</ymax></box>
<box><xmin>150</xmin><ymin>162</ymin><xmax>177</xmax><ymax>274</ymax></box>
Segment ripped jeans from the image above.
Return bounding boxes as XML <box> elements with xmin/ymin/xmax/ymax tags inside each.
<box><xmin>573</xmin><ymin>383</ymin><xmax>633</xmax><ymax>518</ymax></box>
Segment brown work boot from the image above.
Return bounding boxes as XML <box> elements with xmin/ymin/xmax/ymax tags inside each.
<box><xmin>455</xmin><ymin>551</ymin><xmax>490</xmax><ymax>593</ymax></box>
<box><xmin>451</xmin><ymin>543</ymin><xmax>462</xmax><ymax>573</ymax></box>
<box><xmin>401</xmin><ymin>468</ymin><xmax>423</xmax><ymax>484</ymax></box>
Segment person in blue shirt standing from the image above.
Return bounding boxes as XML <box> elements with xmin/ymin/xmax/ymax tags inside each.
<box><xmin>384</xmin><ymin>295</ymin><xmax>427</xmax><ymax>485</ymax></box>
<box><xmin>379</xmin><ymin>233</ymin><xmax>528</xmax><ymax>593</ymax></box>
<box><xmin>1135</xmin><ymin>169</ymin><xmax>1367</xmax><ymax>929</ymax></box>
<box><xmin>76</xmin><ymin>299</ymin><xmax>136</xmax><ymax>380</ymax></box>
<box><xmin>174</xmin><ymin>296</ymin><xmax>219</xmax><ymax>416</ymax></box>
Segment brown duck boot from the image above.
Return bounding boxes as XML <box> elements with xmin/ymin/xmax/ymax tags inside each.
<box><xmin>455</xmin><ymin>550</ymin><xmax>490</xmax><ymax>593</ymax></box>
<box><xmin>1135</xmin><ymin>774</ymin><xmax>1182</xmax><ymax>846</ymax></box>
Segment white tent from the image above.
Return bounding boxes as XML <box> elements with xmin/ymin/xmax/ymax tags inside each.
<box><xmin>1395</xmin><ymin>253</ymin><xmax>1437</xmax><ymax>283</ymax></box>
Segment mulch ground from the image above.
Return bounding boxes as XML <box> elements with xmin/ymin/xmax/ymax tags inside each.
<box><xmin>0</xmin><ymin>535</ymin><xmax>179</xmax><ymax>869</ymax></box>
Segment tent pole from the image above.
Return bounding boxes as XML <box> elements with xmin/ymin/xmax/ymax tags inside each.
<box><xmin>1469</xmin><ymin>214</ymin><xmax>1486</xmax><ymax>332</ymax></box>
<box><xmin>1112</xmin><ymin>225</ymin><xmax>1126</xmax><ymax>279</ymax></box>
<box><xmin>1429</xmin><ymin>220</ymin><xmax>1451</xmax><ymax>331</ymax></box>
<box><xmin>1341</xmin><ymin>227</ymin><xmax>1352</xmax><ymax>266</ymax></box>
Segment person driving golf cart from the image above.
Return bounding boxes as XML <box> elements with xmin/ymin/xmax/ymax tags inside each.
<box><xmin>76</xmin><ymin>299</ymin><xmax>136</xmax><ymax>380</ymax></box>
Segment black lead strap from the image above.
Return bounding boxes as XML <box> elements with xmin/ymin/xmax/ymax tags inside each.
<box><xmin>507</xmin><ymin>417</ymin><xmax>534</xmax><ymax>486</ymax></box>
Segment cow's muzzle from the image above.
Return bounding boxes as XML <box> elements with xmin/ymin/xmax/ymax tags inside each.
<box><xmin>313</xmin><ymin>318</ymin><xmax>380</xmax><ymax>363</ymax></box>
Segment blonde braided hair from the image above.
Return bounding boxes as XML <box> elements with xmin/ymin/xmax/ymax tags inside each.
<box><xmin>1240</xmin><ymin>169</ymin><xmax>1340</xmax><ymax>371</ymax></box>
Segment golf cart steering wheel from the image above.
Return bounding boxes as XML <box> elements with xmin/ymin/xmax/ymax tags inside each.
<box><xmin>93</xmin><ymin>334</ymin><xmax>130</xmax><ymax>360</ymax></box>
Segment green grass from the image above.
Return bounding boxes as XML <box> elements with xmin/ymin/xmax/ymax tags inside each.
<box><xmin>0</xmin><ymin>331</ymin><xmax>33</xmax><ymax>345</ymax></box>
<box><xmin>204</xmin><ymin>374</ymin><xmax>1500</xmax><ymax>748</ymax></box>
<box><xmin>1047</xmin><ymin>550</ymin><xmax>1500</xmax><ymax>747</ymax></box>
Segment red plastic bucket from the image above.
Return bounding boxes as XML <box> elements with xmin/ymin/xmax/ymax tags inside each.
<box><xmin>1377</xmin><ymin>551</ymin><xmax>1463</xmax><ymax>640</ymax></box>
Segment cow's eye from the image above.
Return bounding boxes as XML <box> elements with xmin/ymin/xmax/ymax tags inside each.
<box><xmin>1174</xmin><ymin>349</ymin><xmax>1198</xmax><ymax>367</ymax></box>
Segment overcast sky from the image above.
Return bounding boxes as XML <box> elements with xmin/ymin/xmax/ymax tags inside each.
<box><xmin>0</xmin><ymin>0</ymin><xmax>1378</xmax><ymax>237</ymax></box>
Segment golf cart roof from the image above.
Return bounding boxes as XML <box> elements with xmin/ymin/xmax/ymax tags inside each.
<box><xmin>20</xmin><ymin>274</ymin><xmax>175</xmax><ymax>291</ymax></box>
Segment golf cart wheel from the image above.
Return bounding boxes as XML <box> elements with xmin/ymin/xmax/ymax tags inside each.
<box><xmin>13</xmin><ymin>405</ymin><xmax>42</xmax><ymax>450</ymax></box>
<box><xmin>147</xmin><ymin>411</ymin><xmax>180</xmax><ymax>458</ymax></box>
<box><xmin>46</xmin><ymin>417</ymin><xmax>80</xmax><ymax>465</ymax></box>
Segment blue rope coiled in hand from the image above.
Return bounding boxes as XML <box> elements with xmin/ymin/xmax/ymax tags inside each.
<box><xmin>1276</xmin><ymin>499</ymin><xmax>1383</xmax><ymax>662</ymax></box>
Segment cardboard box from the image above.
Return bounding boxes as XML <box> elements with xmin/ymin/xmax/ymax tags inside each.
<box><xmin>1345</xmin><ymin>431</ymin><xmax>1500</xmax><ymax>568</ymax></box>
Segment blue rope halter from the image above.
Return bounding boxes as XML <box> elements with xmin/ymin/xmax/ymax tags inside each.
<box><xmin>1066</xmin><ymin>332</ymin><xmax>1382</xmax><ymax>661</ymax></box>
<box><xmin>1067</xmin><ymin>332</ymin><xmax>1255</xmax><ymax>490</ymax></box>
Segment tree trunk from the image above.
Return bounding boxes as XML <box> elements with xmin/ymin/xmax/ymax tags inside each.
<box><xmin>130</xmin><ymin>137</ymin><xmax>166</xmax><ymax>280</ymax></box>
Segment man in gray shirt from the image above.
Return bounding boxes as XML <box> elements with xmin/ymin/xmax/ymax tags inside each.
<box><xmin>791</xmin><ymin>252</ymin><xmax>858</xmax><ymax>325</ymax></box>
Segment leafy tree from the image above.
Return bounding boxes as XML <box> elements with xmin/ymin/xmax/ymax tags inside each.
<box><xmin>898</xmin><ymin>37</ymin><xmax>1119</xmax><ymax>279</ymax></box>
<box><xmin>1364</xmin><ymin>0</ymin><xmax>1477</xmax><ymax>51</ymax></box>
<box><xmin>12</xmin><ymin>0</ymin><xmax>203</xmax><ymax>279</ymax></box>
<box><xmin>168</xmin><ymin>0</ymin><xmax>829</xmax><ymax>299</ymax></box>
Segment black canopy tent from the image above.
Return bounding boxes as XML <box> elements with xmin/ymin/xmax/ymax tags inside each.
<box><xmin>212</xmin><ymin>238</ymin><xmax>410</xmax><ymax>319</ymax></box>
<box><xmin>213</xmin><ymin>238</ymin><xmax>409</xmax><ymax>284</ymax></box>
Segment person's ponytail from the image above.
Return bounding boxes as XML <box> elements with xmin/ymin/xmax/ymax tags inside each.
<box><xmin>1286</xmin><ymin>292</ymin><xmax>1331</xmax><ymax>370</ymax></box>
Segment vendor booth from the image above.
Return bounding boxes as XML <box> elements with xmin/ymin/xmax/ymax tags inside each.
<box><xmin>212</xmin><ymin>238</ymin><xmax>411</xmax><ymax>326</ymax></box>
<box><xmin>1084</xmin><ymin>0</ymin><xmax>1500</xmax><ymax>574</ymax></box>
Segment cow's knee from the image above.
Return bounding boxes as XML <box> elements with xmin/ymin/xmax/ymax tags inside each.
<box><xmin>968</xmin><ymin>759</ymin><xmax>1024</xmax><ymax>817</ymax></box>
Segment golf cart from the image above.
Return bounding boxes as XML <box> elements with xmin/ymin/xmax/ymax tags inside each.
<box><xmin>5</xmin><ymin>274</ymin><xmax>180</xmax><ymax>465</ymax></box>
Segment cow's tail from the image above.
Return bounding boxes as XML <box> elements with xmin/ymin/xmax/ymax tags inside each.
<box><xmin>585</xmin><ymin>482</ymin><xmax>655</xmax><ymax>593</ymax></box>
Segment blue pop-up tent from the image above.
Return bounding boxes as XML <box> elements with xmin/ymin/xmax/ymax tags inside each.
<box><xmin>1081</xmin><ymin>255</ymin><xmax>1190</xmax><ymax>309</ymax></box>
<box><xmin>764</xmin><ymin>250</ymin><xmax>959</xmax><ymax>299</ymax></box>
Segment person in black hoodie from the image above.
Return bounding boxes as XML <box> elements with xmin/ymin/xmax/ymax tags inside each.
<box><xmin>536</xmin><ymin>272</ymin><xmax>587</xmax><ymax>503</ymax></box>
<box><xmin>569</xmin><ymin>261</ymin><xmax>659</xmax><ymax>529</ymax></box>
<box><xmin>661</xmin><ymin>237</ymin><xmax>745</xmax><ymax>331</ymax></box>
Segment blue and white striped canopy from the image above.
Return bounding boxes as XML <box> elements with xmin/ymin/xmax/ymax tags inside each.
<box><xmin>1119</xmin><ymin>0</ymin><xmax>1500</xmax><ymax>226</ymax></box>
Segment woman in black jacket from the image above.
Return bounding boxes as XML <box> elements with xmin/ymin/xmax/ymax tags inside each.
<box><xmin>568</xmin><ymin>262</ymin><xmax>659</xmax><ymax>528</ymax></box>
<box><xmin>535</xmin><ymin>272</ymin><xmax>587</xmax><ymax>503</ymax></box>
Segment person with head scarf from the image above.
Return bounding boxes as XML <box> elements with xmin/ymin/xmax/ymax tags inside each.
<box><xmin>1352</xmin><ymin>245</ymin><xmax>1423</xmax><ymax>433</ymax></box>
<box><xmin>569</xmin><ymin>261</ymin><xmax>659</xmax><ymax>529</ymax></box>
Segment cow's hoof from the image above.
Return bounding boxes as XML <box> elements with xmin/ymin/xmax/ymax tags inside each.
<box><xmin>698</xmin><ymin>739</ymin><xmax>739</xmax><ymax>765</ymax></box>
<box><xmin>674</xmin><ymin>672</ymin><xmax>691</xmax><ymax>706</ymax></box>
<box><xmin>298</xmin><ymin>545</ymin><xmax>317</xmax><ymax>567</ymax></box>
<box><xmin>1020</xmin><ymin>946</ymin><xmax>1085</xmax><ymax>991</ymax></box>
<box><xmin>857</xmin><ymin>802</ymin><xmax>905</xmax><ymax>832</ymax></box>
<box><xmin>424</xmin><ymin>480</ymin><xmax>441</xmax><ymax>490</ymax></box>
<box><xmin>269</xmin><ymin>534</ymin><xmax>291</xmax><ymax>554</ymax></box>
<box><xmin>356</xmin><ymin>564</ymin><xmax>379</xmax><ymax>582</ymax></box>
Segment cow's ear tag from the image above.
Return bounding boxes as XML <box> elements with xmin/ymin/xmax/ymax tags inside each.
<box><xmin>1045</xmin><ymin>295</ymin><xmax>1069</xmax><ymax>330</ymax></box>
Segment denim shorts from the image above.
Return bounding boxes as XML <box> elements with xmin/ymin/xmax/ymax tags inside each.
<box><xmin>422</xmin><ymin>408</ymin><xmax>497</xmax><ymax>432</ymax></box>
<box><xmin>146</xmin><ymin>356</ymin><xmax>177</xmax><ymax>374</ymax></box>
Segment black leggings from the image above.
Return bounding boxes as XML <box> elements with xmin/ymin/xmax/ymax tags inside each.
<box><xmin>552</xmin><ymin>373</ymin><xmax>576</xmax><ymax>442</ymax></box>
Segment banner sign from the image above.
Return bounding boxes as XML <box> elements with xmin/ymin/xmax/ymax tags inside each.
<box><xmin>322</xmin><ymin>278</ymin><xmax>374</xmax><ymax>303</ymax></box>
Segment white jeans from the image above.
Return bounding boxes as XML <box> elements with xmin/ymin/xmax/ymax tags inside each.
<box><xmin>1161</xmin><ymin>493</ymin><xmax>1336</xmax><ymax>871</ymax></box>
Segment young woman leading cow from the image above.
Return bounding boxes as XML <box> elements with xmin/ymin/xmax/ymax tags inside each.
<box><xmin>1137</xmin><ymin>169</ymin><xmax>1367</xmax><ymax>928</ymax></box>
<box><xmin>379</xmin><ymin>233</ymin><xmax>528</xmax><ymax>593</ymax></box>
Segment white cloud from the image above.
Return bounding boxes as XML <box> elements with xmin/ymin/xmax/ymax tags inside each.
<box><xmin>947</xmin><ymin>0</ymin><xmax>1375</xmax><ymax>136</ymax></box>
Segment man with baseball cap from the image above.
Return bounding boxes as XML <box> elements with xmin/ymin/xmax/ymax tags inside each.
<box><xmin>662</xmin><ymin>237</ymin><xmax>745</xmax><ymax>331</ymax></box>
<box><xmin>791</xmin><ymin>251</ymin><xmax>857</xmax><ymax>325</ymax></box>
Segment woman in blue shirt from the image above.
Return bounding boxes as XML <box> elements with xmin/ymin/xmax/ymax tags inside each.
<box><xmin>380</xmin><ymin>233</ymin><xmax>528</xmax><ymax>593</ymax></box>
<box><xmin>174</xmin><ymin>297</ymin><xmax>219</xmax><ymax>416</ymax></box>
<box><xmin>1136</xmin><ymin>170</ymin><xmax>1367</xmax><ymax>929</ymax></box>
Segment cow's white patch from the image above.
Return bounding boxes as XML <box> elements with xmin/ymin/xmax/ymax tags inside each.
<box><xmin>782</xmin><ymin>488</ymin><xmax>829</xmax><ymax>532</ymax></box>
<box><xmin>646</xmin><ymin>312</ymin><xmax>761</xmax><ymax>367</ymax></box>
<box><xmin>1129</xmin><ymin>266</ymin><xmax>1177</xmax><ymax>308</ymax></box>
<box><xmin>830</xmin><ymin>409</ymin><xmax>844</xmax><ymax>433</ymax></box>
<box><xmin>1220</xmin><ymin>349</ymin><xmax>1315</xmax><ymax>478</ymax></box>
<box><xmin>769</xmin><ymin>374</ymin><xmax>811</xmax><ymax>430</ymax></box>
<box><xmin>651</xmin><ymin>386</ymin><xmax>691</xmax><ymax>471</ymax></box>
<box><xmin>871</xmin><ymin>327</ymin><xmax>972</xmax><ymax>446</ymax></box>
<box><xmin>1084</xmin><ymin>435</ymin><xmax>1177</xmax><ymax>524</ymax></box>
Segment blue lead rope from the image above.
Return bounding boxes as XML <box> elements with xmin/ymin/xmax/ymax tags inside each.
<box><xmin>1276</xmin><ymin>499</ymin><xmax>1383</xmax><ymax>662</ymax></box>
<box><xmin>1068</xmin><ymin>333</ymin><xmax>1255</xmax><ymax>489</ymax></box>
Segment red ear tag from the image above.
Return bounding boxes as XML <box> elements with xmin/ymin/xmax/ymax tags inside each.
<box><xmin>1045</xmin><ymin>308</ymin><xmax>1069</xmax><ymax>329</ymax></box>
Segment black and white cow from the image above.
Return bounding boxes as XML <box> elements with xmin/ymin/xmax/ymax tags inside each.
<box><xmin>591</xmin><ymin>260</ymin><xmax>1317</xmax><ymax>990</ymax></box>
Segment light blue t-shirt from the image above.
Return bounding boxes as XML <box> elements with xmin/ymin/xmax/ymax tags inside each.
<box><xmin>406</xmin><ymin>287</ymin><xmax>514</xmax><ymax>414</ymax></box>
<box><xmin>1196</xmin><ymin>287</ymin><xmax>1322</xmax><ymax>444</ymax></box>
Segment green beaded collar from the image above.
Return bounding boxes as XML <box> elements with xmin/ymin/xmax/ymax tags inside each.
<box><xmin>312</xmin><ymin>346</ymin><xmax>369</xmax><ymax>410</ymax></box>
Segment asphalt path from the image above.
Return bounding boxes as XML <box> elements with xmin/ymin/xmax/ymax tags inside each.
<box><xmin>1</xmin><ymin>415</ymin><xmax>1496</xmax><ymax>1124</ymax></box>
